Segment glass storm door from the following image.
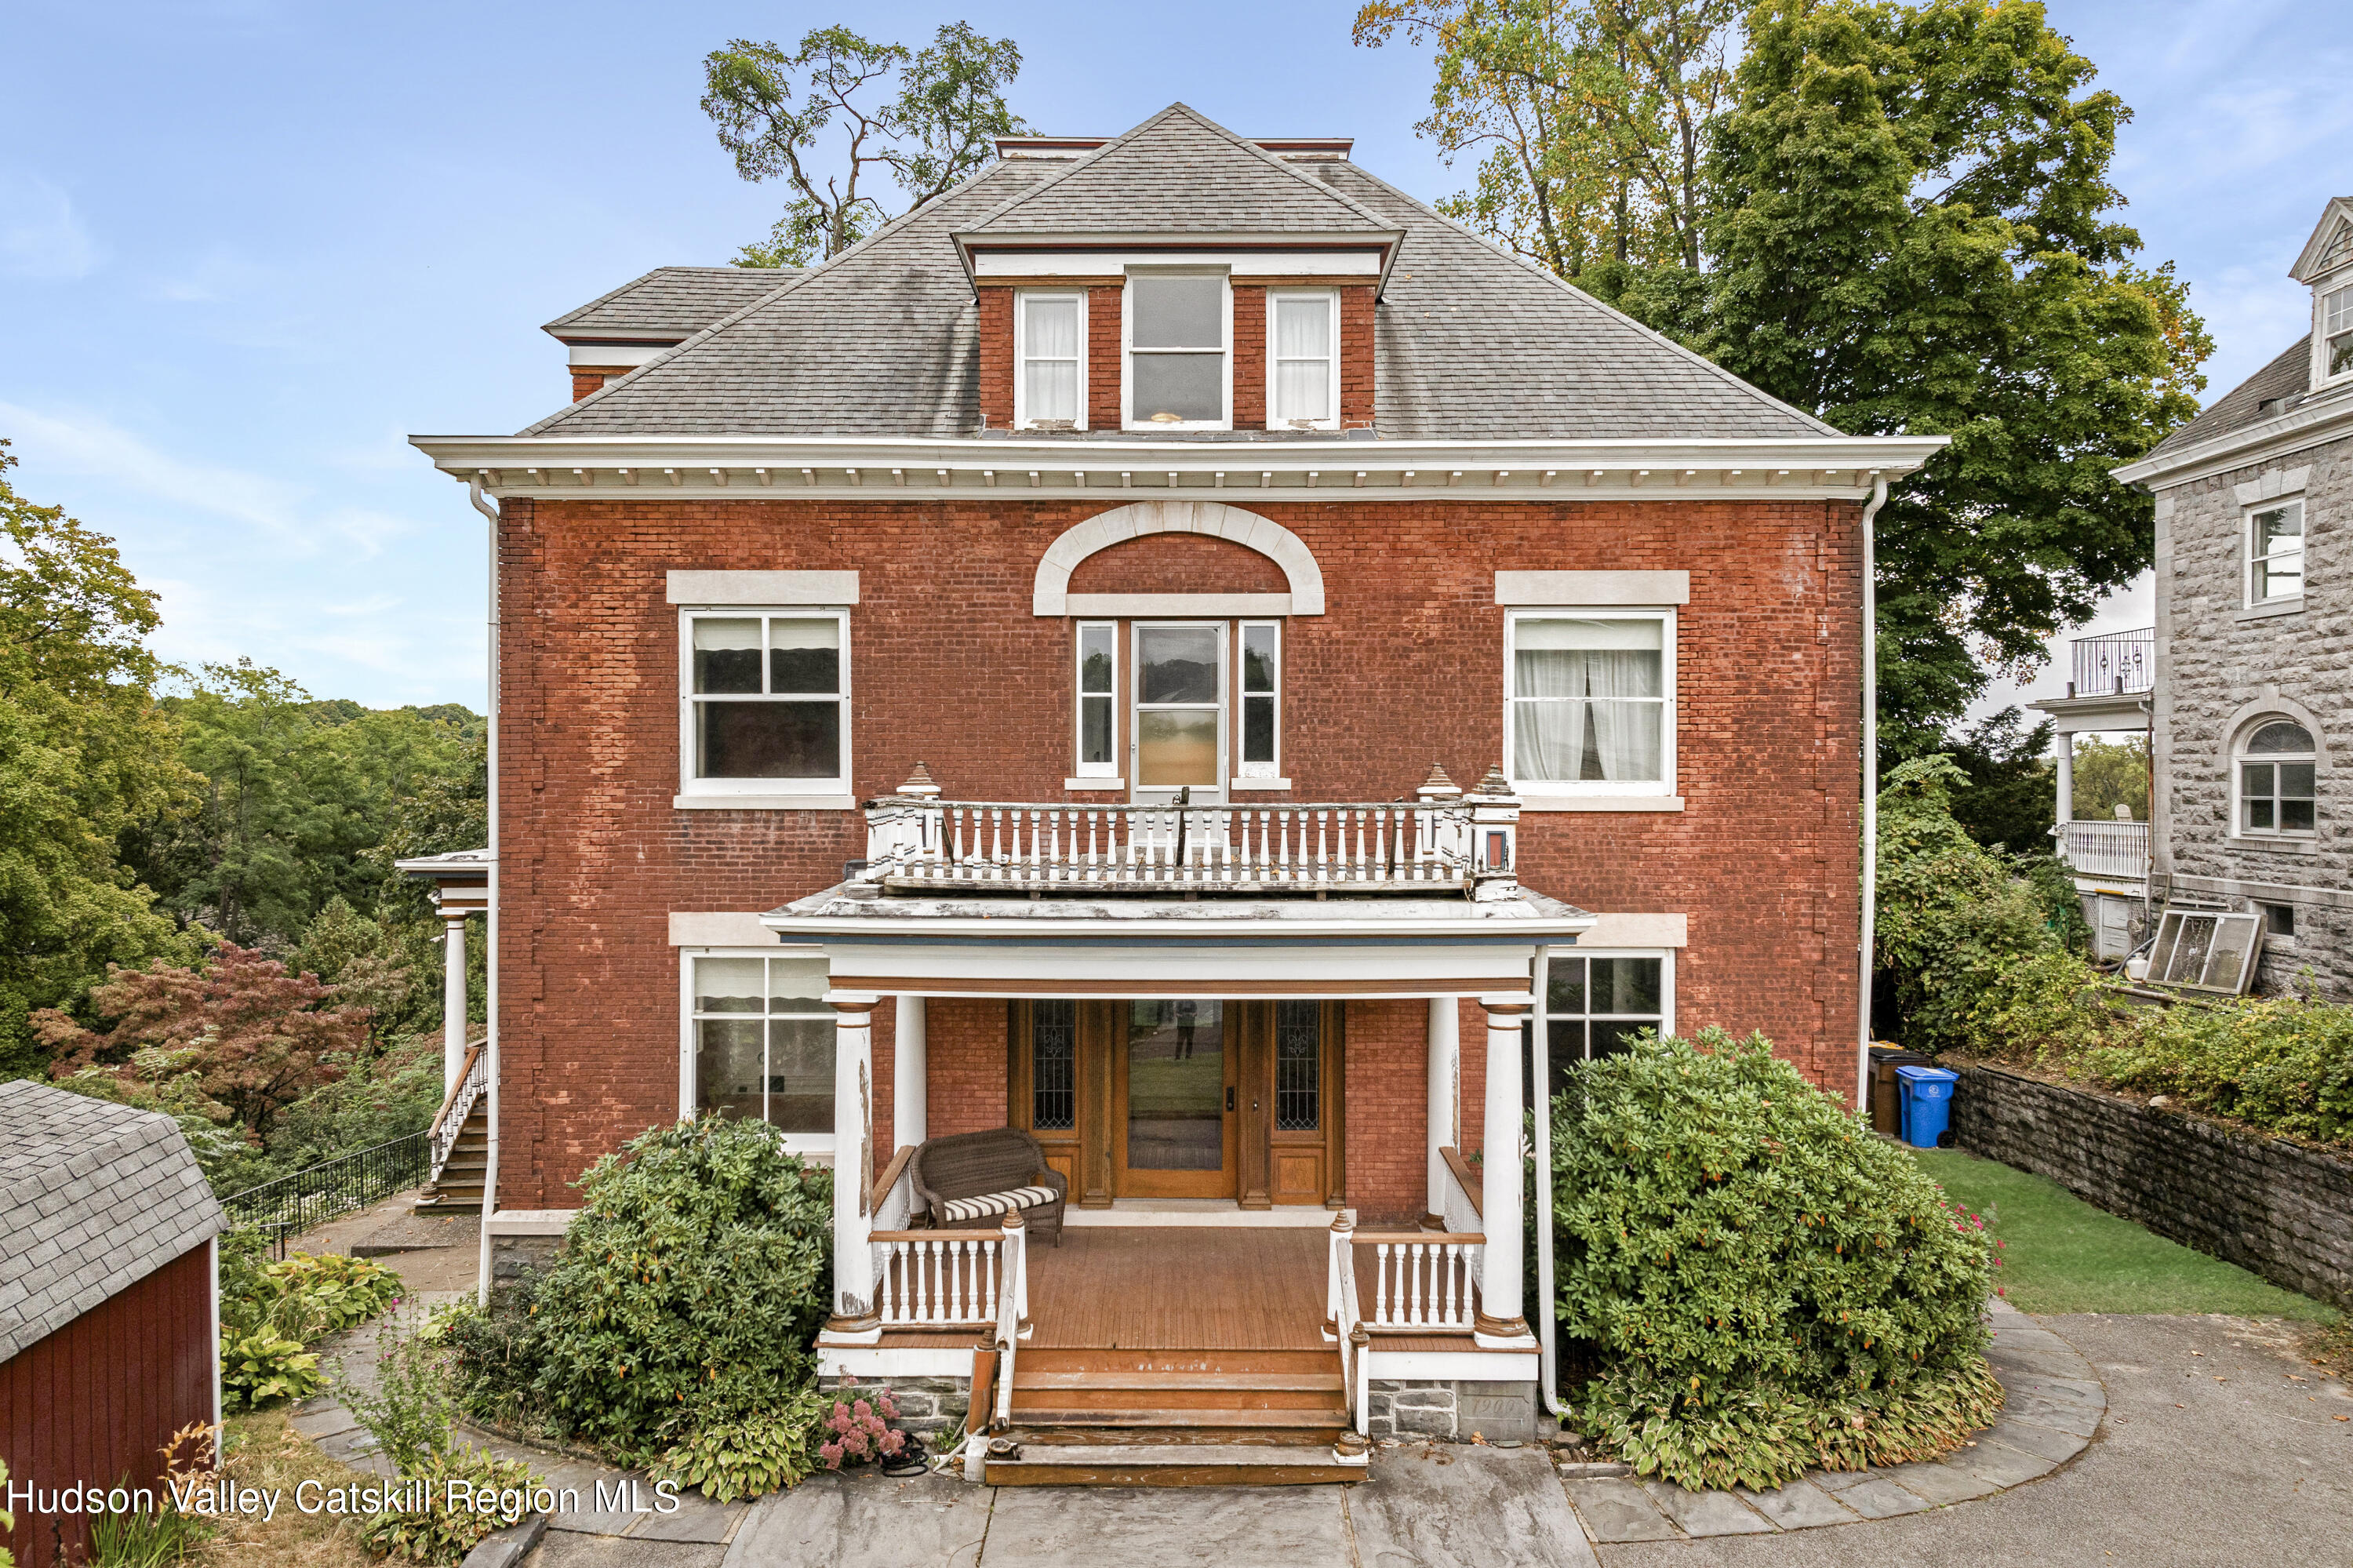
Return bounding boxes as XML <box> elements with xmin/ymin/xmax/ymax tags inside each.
<box><xmin>1116</xmin><ymin>999</ymin><xmax>1236</xmax><ymax>1198</ymax></box>
<box><xmin>1132</xmin><ymin>623</ymin><xmax>1226</xmax><ymax>806</ymax></box>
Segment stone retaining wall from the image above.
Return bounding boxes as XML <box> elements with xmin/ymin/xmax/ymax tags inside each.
<box><xmin>817</xmin><ymin>1373</ymin><xmax>970</xmax><ymax>1439</ymax></box>
<box><xmin>1366</xmin><ymin>1378</ymin><xmax>1538</xmax><ymax>1442</ymax></box>
<box><xmin>1951</xmin><ymin>1063</ymin><xmax>2353</xmax><ymax>1309</ymax></box>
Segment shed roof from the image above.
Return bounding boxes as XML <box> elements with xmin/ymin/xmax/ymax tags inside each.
<box><xmin>0</xmin><ymin>1080</ymin><xmax>224</xmax><ymax>1361</ymax></box>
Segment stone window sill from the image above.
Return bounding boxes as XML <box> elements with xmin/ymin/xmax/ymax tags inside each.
<box><xmin>2235</xmin><ymin>598</ymin><xmax>2306</xmax><ymax>622</ymax></box>
<box><xmin>2226</xmin><ymin>834</ymin><xmax>2318</xmax><ymax>855</ymax></box>
<box><xmin>674</xmin><ymin>793</ymin><xmax>857</xmax><ymax>811</ymax></box>
<box><xmin>1520</xmin><ymin>795</ymin><xmax>1686</xmax><ymax>813</ymax></box>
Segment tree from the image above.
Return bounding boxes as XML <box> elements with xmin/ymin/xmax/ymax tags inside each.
<box><xmin>0</xmin><ymin>438</ymin><xmax>199</xmax><ymax>1074</ymax></box>
<box><xmin>1931</xmin><ymin>706</ymin><xmax>2055</xmax><ymax>852</ymax></box>
<box><xmin>704</xmin><ymin>21</ymin><xmax>1027</xmax><ymax>267</ymax></box>
<box><xmin>34</xmin><ymin>944</ymin><xmax>369</xmax><ymax>1140</ymax></box>
<box><xmin>2069</xmin><ymin>732</ymin><xmax>2148</xmax><ymax>823</ymax></box>
<box><xmin>1354</xmin><ymin>0</ymin><xmax>1740</xmax><ymax>275</ymax></box>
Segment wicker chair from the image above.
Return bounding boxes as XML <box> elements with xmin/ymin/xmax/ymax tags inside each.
<box><xmin>910</xmin><ymin>1126</ymin><xmax>1066</xmax><ymax>1246</ymax></box>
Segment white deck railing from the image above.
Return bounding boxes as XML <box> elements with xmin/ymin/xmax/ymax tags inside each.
<box><xmin>427</xmin><ymin>1042</ymin><xmax>488</xmax><ymax>1183</ymax></box>
<box><xmin>993</xmin><ymin>1213</ymin><xmax>1027</xmax><ymax>1429</ymax></box>
<box><xmin>871</xmin><ymin>1231</ymin><xmax>1007</xmax><ymax>1327</ymax></box>
<box><xmin>1326</xmin><ymin>1215</ymin><xmax>1371</xmax><ymax>1435</ymax></box>
<box><xmin>2057</xmin><ymin>820</ymin><xmax>2150</xmax><ymax>880</ymax></box>
<box><xmin>864</xmin><ymin>795</ymin><xmax>1506</xmax><ymax>896</ymax></box>
<box><xmin>1358</xmin><ymin>1233</ymin><xmax>1483</xmax><ymax>1332</ymax></box>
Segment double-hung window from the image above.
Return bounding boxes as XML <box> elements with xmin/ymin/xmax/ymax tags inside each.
<box><xmin>1017</xmin><ymin>290</ymin><xmax>1086</xmax><ymax>429</ymax></box>
<box><xmin>1126</xmin><ymin>272</ymin><xmax>1229</xmax><ymax>429</ymax></box>
<box><xmin>1267</xmin><ymin>289</ymin><xmax>1339</xmax><ymax>430</ymax></box>
<box><xmin>1238</xmin><ymin>621</ymin><xmax>1280</xmax><ymax>780</ymax></box>
<box><xmin>681</xmin><ymin>609</ymin><xmax>849</xmax><ymax>799</ymax></box>
<box><xmin>1525</xmin><ymin>951</ymin><xmax>1671</xmax><ymax>1107</ymax></box>
<box><xmin>2238</xmin><ymin>719</ymin><xmax>2318</xmax><ymax>836</ymax></box>
<box><xmin>1507</xmin><ymin>610</ymin><xmax>1675</xmax><ymax>795</ymax></box>
<box><xmin>688</xmin><ymin>954</ymin><xmax>834</xmax><ymax>1151</ymax></box>
<box><xmin>2325</xmin><ymin>282</ymin><xmax>2353</xmax><ymax>380</ymax></box>
<box><xmin>1074</xmin><ymin>622</ymin><xmax>1118</xmax><ymax>780</ymax></box>
<box><xmin>2247</xmin><ymin>501</ymin><xmax>2304</xmax><ymax>605</ymax></box>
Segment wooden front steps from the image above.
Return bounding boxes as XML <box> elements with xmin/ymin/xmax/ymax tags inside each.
<box><xmin>413</xmin><ymin>1102</ymin><xmax>488</xmax><ymax>1214</ymax></box>
<box><xmin>985</xmin><ymin>1347</ymin><xmax>1363</xmax><ymax>1486</ymax></box>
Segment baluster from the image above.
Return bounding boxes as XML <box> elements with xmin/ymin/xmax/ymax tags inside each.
<box><xmin>913</xmin><ymin>1239</ymin><xmax>931</xmax><ymax>1322</ymax></box>
<box><xmin>879</xmin><ymin>1242</ymin><xmax>896</xmax><ymax>1322</ymax></box>
<box><xmin>983</xmin><ymin>1239</ymin><xmax>997</xmax><ymax>1321</ymax></box>
<box><xmin>950</xmin><ymin>1238</ymin><xmax>966</xmax><ymax>1320</ymax></box>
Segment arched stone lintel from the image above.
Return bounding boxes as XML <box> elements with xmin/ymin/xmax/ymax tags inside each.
<box><xmin>1032</xmin><ymin>500</ymin><xmax>1326</xmax><ymax>617</ymax></box>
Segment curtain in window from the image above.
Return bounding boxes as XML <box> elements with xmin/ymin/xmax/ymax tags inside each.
<box><xmin>1511</xmin><ymin>646</ymin><xmax>1586</xmax><ymax>781</ymax></box>
<box><xmin>1274</xmin><ymin>297</ymin><xmax>1331</xmax><ymax>421</ymax></box>
<box><xmin>1515</xmin><ymin>618</ymin><xmax>1663</xmax><ymax>782</ymax></box>
<box><xmin>1584</xmin><ymin>646</ymin><xmax>1663</xmax><ymax>781</ymax></box>
<box><xmin>1024</xmin><ymin>297</ymin><xmax>1081</xmax><ymax>423</ymax></box>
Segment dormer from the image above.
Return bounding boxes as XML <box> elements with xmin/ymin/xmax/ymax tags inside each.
<box><xmin>542</xmin><ymin>266</ymin><xmax>798</xmax><ymax>401</ymax></box>
<box><xmin>2291</xmin><ymin>195</ymin><xmax>2353</xmax><ymax>394</ymax></box>
<box><xmin>957</xmin><ymin>106</ymin><xmax>1402</xmax><ymax>436</ymax></box>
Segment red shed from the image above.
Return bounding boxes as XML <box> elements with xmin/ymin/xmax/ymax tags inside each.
<box><xmin>0</xmin><ymin>1081</ymin><xmax>224</xmax><ymax>1568</ymax></box>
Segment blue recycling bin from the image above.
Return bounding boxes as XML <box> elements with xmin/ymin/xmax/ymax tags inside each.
<box><xmin>1896</xmin><ymin>1065</ymin><xmax>1958</xmax><ymax>1149</ymax></box>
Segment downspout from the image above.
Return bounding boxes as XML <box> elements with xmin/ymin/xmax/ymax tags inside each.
<box><xmin>468</xmin><ymin>475</ymin><xmax>501</xmax><ymax>1308</ymax></box>
<box><xmin>1856</xmin><ymin>475</ymin><xmax>1889</xmax><ymax>1113</ymax></box>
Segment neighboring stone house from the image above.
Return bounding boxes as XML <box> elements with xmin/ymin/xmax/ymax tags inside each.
<box><xmin>2113</xmin><ymin>196</ymin><xmax>2353</xmax><ymax>999</ymax></box>
<box><xmin>409</xmin><ymin>104</ymin><xmax>1939</xmax><ymax>1478</ymax></box>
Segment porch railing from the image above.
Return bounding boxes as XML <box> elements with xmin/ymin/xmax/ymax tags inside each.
<box><xmin>871</xmin><ymin>1231</ymin><xmax>1007</xmax><ymax>1326</ymax></box>
<box><xmin>2068</xmin><ymin>628</ymin><xmax>2155</xmax><ymax>698</ymax></box>
<box><xmin>1357</xmin><ymin>1232</ymin><xmax>1484</xmax><ymax>1332</ymax></box>
<box><xmin>994</xmin><ymin>1213</ymin><xmax>1028</xmax><ymax>1430</ymax></box>
<box><xmin>1327</xmin><ymin>1215</ymin><xmax>1371</xmax><ymax>1436</ymax></box>
<box><xmin>864</xmin><ymin>793</ymin><xmax>1517</xmax><ymax>897</ymax></box>
<box><xmin>427</xmin><ymin>1041</ymin><xmax>488</xmax><ymax>1183</ymax></box>
<box><xmin>2057</xmin><ymin>819</ymin><xmax>2150</xmax><ymax>880</ymax></box>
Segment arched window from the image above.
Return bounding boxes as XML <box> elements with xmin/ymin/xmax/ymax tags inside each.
<box><xmin>2237</xmin><ymin>720</ymin><xmax>2317</xmax><ymax>835</ymax></box>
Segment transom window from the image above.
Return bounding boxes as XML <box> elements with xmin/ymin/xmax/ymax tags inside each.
<box><xmin>2238</xmin><ymin>719</ymin><xmax>2317</xmax><ymax>835</ymax></box>
<box><xmin>681</xmin><ymin>610</ymin><xmax>849</xmax><ymax>795</ymax></box>
<box><xmin>1268</xmin><ymin>290</ymin><xmax>1339</xmax><ymax>430</ymax></box>
<box><xmin>1126</xmin><ymin>272</ymin><xmax>1229</xmax><ymax>429</ymax></box>
<box><xmin>2247</xmin><ymin>500</ymin><xmax>2304</xmax><ymax>604</ymax></box>
<box><xmin>1507</xmin><ymin>611</ymin><xmax>1675</xmax><ymax>793</ymax></box>
<box><xmin>2325</xmin><ymin>282</ymin><xmax>2353</xmax><ymax>380</ymax></box>
<box><xmin>689</xmin><ymin>954</ymin><xmax>833</xmax><ymax>1148</ymax></box>
<box><xmin>1017</xmin><ymin>291</ymin><xmax>1086</xmax><ymax>429</ymax></box>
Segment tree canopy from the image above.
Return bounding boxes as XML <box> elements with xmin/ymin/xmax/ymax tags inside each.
<box><xmin>704</xmin><ymin>20</ymin><xmax>1027</xmax><ymax>267</ymax></box>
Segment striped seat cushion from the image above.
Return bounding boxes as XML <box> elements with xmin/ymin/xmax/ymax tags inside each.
<box><xmin>935</xmin><ymin>1184</ymin><xmax>1059</xmax><ymax>1226</ymax></box>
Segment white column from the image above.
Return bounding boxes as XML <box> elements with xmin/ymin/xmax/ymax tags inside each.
<box><xmin>441</xmin><ymin>908</ymin><xmax>468</xmax><ymax>1090</ymax></box>
<box><xmin>893</xmin><ymin>995</ymin><xmax>929</xmax><ymax>1152</ymax></box>
<box><xmin>826</xmin><ymin>991</ymin><xmax>881</xmax><ymax>1339</ymax></box>
<box><xmin>2055</xmin><ymin>733</ymin><xmax>2075</xmax><ymax>827</ymax></box>
<box><xmin>1426</xmin><ymin>996</ymin><xmax>1458</xmax><ymax>1223</ymax></box>
<box><xmin>1476</xmin><ymin>992</ymin><xmax>1534</xmax><ymax>1346</ymax></box>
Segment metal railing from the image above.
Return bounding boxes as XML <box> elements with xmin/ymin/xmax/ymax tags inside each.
<box><xmin>221</xmin><ymin>1132</ymin><xmax>431</xmax><ymax>1259</ymax></box>
<box><xmin>2068</xmin><ymin>629</ymin><xmax>2154</xmax><ymax>697</ymax></box>
<box><xmin>2056</xmin><ymin>820</ymin><xmax>2151</xmax><ymax>880</ymax></box>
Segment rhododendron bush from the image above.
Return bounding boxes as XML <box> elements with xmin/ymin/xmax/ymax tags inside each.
<box><xmin>1551</xmin><ymin>1030</ymin><xmax>2002</xmax><ymax>1491</ymax></box>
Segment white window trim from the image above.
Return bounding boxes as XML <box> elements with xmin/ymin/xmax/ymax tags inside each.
<box><xmin>1265</xmin><ymin>287</ymin><xmax>1340</xmax><ymax>431</ymax></box>
<box><xmin>1130</xmin><ymin>619</ymin><xmax>1229</xmax><ymax>799</ymax></box>
<box><xmin>1014</xmin><ymin>289</ymin><xmax>1088</xmax><ymax>431</ymax></box>
<box><xmin>1236</xmin><ymin>618</ymin><xmax>1282</xmax><ymax>782</ymax></box>
<box><xmin>2245</xmin><ymin>497</ymin><xmax>2306</xmax><ymax>608</ymax></box>
<box><xmin>678</xmin><ymin>607</ymin><xmax>853</xmax><ymax>803</ymax></box>
<box><xmin>2316</xmin><ymin>275</ymin><xmax>2353</xmax><ymax>389</ymax></box>
<box><xmin>1504</xmin><ymin>606</ymin><xmax>1678</xmax><ymax>799</ymax></box>
<box><xmin>678</xmin><ymin>947</ymin><xmax>836</xmax><ymax>1159</ymax></box>
<box><xmin>1074</xmin><ymin>620</ymin><xmax>1119</xmax><ymax>779</ymax></box>
<box><xmin>1531</xmin><ymin>948</ymin><xmax>1677</xmax><ymax>1078</ymax></box>
<box><xmin>1122</xmin><ymin>270</ymin><xmax>1232</xmax><ymax>432</ymax></box>
<box><xmin>2231</xmin><ymin>719</ymin><xmax>2319</xmax><ymax>842</ymax></box>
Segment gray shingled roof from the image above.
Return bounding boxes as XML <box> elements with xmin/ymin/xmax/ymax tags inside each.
<box><xmin>544</xmin><ymin>266</ymin><xmax>802</xmax><ymax>340</ymax></box>
<box><xmin>525</xmin><ymin>103</ymin><xmax>1834</xmax><ymax>442</ymax></box>
<box><xmin>0</xmin><ymin>1080</ymin><xmax>224</xmax><ymax>1360</ymax></box>
<box><xmin>960</xmin><ymin>102</ymin><xmax>1396</xmax><ymax>236</ymax></box>
<box><xmin>2139</xmin><ymin>335</ymin><xmax>2314</xmax><ymax>464</ymax></box>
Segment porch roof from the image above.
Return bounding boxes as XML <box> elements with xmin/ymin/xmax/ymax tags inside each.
<box><xmin>761</xmin><ymin>882</ymin><xmax>1591</xmax><ymax>996</ymax></box>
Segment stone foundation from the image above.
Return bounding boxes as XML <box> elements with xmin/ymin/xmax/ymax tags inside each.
<box><xmin>818</xmin><ymin>1373</ymin><xmax>972</xmax><ymax>1439</ymax></box>
<box><xmin>1952</xmin><ymin>1062</ymin><xmax>2353</xmax><ymax>1308</ymax></box>
<box><xmin>1365</xmin><ymin>1379</ymin><xmax>1539</xmax><ymax>1442</ymax></box>
<box><xmin>489</xmin><ymin>1232</ymin><xmax>563</xmax><ymax>1288</ymax></box>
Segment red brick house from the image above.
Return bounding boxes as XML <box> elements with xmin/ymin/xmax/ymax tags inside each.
<box><xmin>412</xmin><ymin>104</ymin><xmax>1937</xmax><ymax>1481</ymax></box>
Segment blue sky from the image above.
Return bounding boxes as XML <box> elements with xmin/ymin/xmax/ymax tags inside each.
<box><xmin>2</xmin><ymin>1</ymin><xmax>2344</xmax><ymax>720</ymax></box>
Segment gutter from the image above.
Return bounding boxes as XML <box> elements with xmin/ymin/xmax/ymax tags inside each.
<box><xmin>467</xmin><ymin>475</ymin><xmax>501</xmax><ymax>1308</ymax></box>
<box><xmin>1856</xmin><ymin>475</ymin><xmax>1889</xmax><ymax>1113</ymax></box>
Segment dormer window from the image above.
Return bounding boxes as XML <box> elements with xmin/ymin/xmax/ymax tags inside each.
<box><xmin>1267</xmin><ymin>290</ymin><xmax>1340</xmax><ymax>430</ymax></box>
<box><xmin>1017</xmin><ymin>291</ymin><xmax>1087</xmax><ymax>429</ymax></box>
<box><xmin>2323</xmin><ymin>282</ymin><xmax>2353</xmax><ymax>381</ymax></box>
<box><xmin>1126</xmin><ymin>272</ymin><xmax>1230</xmax><ymax>429</ymax></box>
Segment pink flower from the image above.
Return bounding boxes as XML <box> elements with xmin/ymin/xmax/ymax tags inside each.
<box><xmin>853</xmin><ymin>1399</ymin><xmax>874</xmax><ymax>1424</ymax></box>
<box><xmin>819</xmin><ymin>1440</ymin><xmax>845</xmax><ymax>1469</ymax></box>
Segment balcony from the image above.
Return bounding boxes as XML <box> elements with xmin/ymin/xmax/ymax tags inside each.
<box><xmin>2067</xmin><ymin>628</ymin><xmax>2154</xmax><ymax>699</ymax></box>
<box><xmin>861</xmin><ymin>774</ymin><xmax>1521</xmax><ymax>899</ymax></box>
<box><xmin>2057</xmin><ymin>819</ymin><xmax>2149</xmax><ymax>881</ymax></box>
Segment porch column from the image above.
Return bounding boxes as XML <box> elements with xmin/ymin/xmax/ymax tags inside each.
<box><xmin>826</xmin><ymin>991</ymin><xmax>882</xmax><ymax>1341</ymax></box>
<box><xmin>1475</xmin><ymin>993</ymin><xmax>1535</xmax><ymax>1347</ymax></box>
<box><xmin>1425</xmin><ymin>997</ymin><xmax>1457</xmax><ymax>1225</ymax></box>
<box><xmin>2055</xmin><ymin>731</ymin><xmax>2075</xmax><ymax>827</ymax></box>
<box><xmin>438</xmin><ymin>903</ymin><xmax>467</xmax><ymax>1091</ymax></box>
<box><xmin>893</xmin><ymin>995</ymin><xmax>928</xmax><ymax>1152</ymax></box>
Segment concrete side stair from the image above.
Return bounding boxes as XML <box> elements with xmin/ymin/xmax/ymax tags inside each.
<box><xmin>413</xmin><ymin>1101</ymin><xmax>488</xmax><ymax>1214</ymax></box>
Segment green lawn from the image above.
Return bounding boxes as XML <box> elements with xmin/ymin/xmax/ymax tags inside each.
<box><xmin>1908</xmin><ymin>1147</ymin><xmax>2340</xmax><ymax>1322</ymax></box>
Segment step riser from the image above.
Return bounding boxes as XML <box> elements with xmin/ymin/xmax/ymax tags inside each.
<box><xmin>1012</xmin><ymin>1390</ymin><xmax>1344</xmax><ymax>1413</ymax></box>
<box><xmin>1016</xmin><ymin>1351</ymin><xmax>1336</xmax><ymax>1376</ymax></box>
<box><xmin>988</xmin><ymin>1464</ymin><xmax>1362</xmax><ymax>1488</ymax></box>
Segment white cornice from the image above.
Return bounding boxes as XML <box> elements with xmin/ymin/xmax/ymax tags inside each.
<box><xmin>409</xmin><ymin>434</ymin><xmax>1946</xmax><ymax>504</ymax></box>
<box><xmin>2114</xmin><ymin>386</ymin><xmax>2353</xmax><ymax>489</ymax></box>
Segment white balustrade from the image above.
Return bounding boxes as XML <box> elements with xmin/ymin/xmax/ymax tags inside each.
<box><xmin>994</xmin><ymin>1213</ymin><xmax>1027</xmax><ymax>1429</ymax></box>
<box><xmin>872</xmin><ymin>1232</ymin><xmax>1003</xmax><ymax>1327</ymax></box>
<box><xmin>864</xmin><ymin>798</ymin><xmax>1497</xmax><ymax>895</ymax></box>
<box><xmin>1358</xmin><ymin>1233</ymin><xmax>1484</xmax><ymax>1331</ymax></box>
<box><xmin>2057</xmin><ymin>820</ymin><xmax>2150</xmax><ymax>880</ymax></box>
<box><xmin>428</xmin><ymin>1044</ymin><xmax>489</xmax><ymax>1182</ymax></box>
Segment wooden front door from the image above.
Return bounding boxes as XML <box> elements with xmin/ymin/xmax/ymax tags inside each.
<box><xmin>1012</xmin><ymin>999</ymin><xmax>1344</xmax><ymax>1208</ymax></box>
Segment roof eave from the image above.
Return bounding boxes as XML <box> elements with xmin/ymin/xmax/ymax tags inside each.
<box><xmin>2113</xmin><ymin>385</ymin><xmax>2353</xmax><ymax>489</ymax></box>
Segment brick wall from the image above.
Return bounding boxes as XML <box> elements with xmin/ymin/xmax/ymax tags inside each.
<box><xmin>1340</xmin><ymin>286</ymin><xmax>1374</xmax><ymax>430</ymax></box>
<box><xmin>1344</xmin><ymin>999</ymin><xmax>1426</xmax><ymax>1223</ymax></box>
<box><xmin>1087</xmin><ymin>286</ymin><xmax>1122</xmax><ymax>431</ymax></box>
<box><xmin>1066</xmin><ymin>531</ymin><xmax>1290</xmax><ymax>595</ymax></box>
<box><xmin>1232</xmin><ymin>283</ymin><xmax>1267</xmax><ymax>429</ymax></box>
<box><xmin>926</xmin><ymin>999</ymin><xmax>1012</xmax><ymax>1139</ymax></box>
<box><xmin>1952</xmin><ymin>1063</ymin><xmax>2353</xmax><ymax>1308</ymax></box>
<box><xmin>492</xmin><ymin>492</ymin><xmax>1861</xmax><ymax>1206</ymax></box>
<box><xmin>571</xmin><ymin>367</ymin><xmax>629</xmax><ymax>401</ymax></box>
<box><xmin>977</xmin><ymin>289</ymin><xmax>1013</xmax><ymax>430</ymax></box>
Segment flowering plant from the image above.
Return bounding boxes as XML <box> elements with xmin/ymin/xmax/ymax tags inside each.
<box><xmin>816</xmin><ymin>1382</ymin><xmax>907</xmax><ymax>1470</ymax></box>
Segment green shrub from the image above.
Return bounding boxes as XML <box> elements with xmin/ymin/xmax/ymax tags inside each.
<box><xmin>649</xmin><ymin>1386</ymin><xmax>831</xmax><ymax>1503</ymax></box>
<box><xmin>257</xmin><ymin>1251</ymin><xmax>407</xmax><ymax>1339</ymax></box>
<box><xmin>351</xmin><ymin>1442</ymin><xmax>542</xmax><ymax>1564</ymax></box>
<box><xmin>221</xmin><ymin>1330</ymin><xmax>322</xmax><ymax>1410</ymax></box>
<box><xmin>439</xmin><ymin>1290</ymin><xmax>555</xmax><ymax>1438</ymax></box>
<box><xmin>507</xmin><ymin>1116</ymin><xmax>833</xmax><ymax>1460</ymax></box>
<box><xmin>342</xmin><ymin>1316</ymin><xmax>461</xmax><ymax>1474</ymax></box>
<box><xmin>1554</xmin><ymin>1030</ymin><xmax>2001</xmax><ymax>1491</ymax></box>
<box><xmin>2089</xmin><ymin>993</ymin><xmax>2353</xmax><ymax>1144</ymax></box>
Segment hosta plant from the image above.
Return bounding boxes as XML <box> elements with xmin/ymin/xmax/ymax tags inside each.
<box><xmin>651</xmin><ymin>1386</ymin><xmax>831</xmax><ymax>1502</ymax></box>
<box><xmin>221</xmin><ymin>1330</ymin><xmax>323</xmax><ymax>1410</ymax></box>
<box><xmin>353</xmin><ymin>1443</ymin><xmax>543</xmax><ymax>1563</ymax></box>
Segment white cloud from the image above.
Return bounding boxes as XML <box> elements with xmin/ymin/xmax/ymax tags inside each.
<box><xmin>0</xmin><ymin>173</ymin><xmax>104</xmax><ymax>280</ymax></box>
